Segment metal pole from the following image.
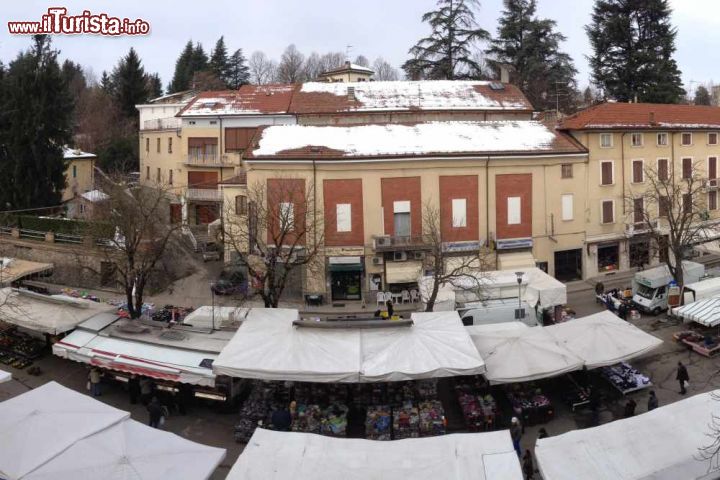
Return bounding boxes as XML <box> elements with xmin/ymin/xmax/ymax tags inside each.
<box><xmin>211</xmin><ymin>283</ymin><xmax>216</xmax><ymax>331</ymax></box>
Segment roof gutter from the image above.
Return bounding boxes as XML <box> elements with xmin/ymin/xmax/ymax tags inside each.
<box><xmin>243</xmin><ymin>153</ymin><xmax>589</xmax><ymax>165</ymax></box>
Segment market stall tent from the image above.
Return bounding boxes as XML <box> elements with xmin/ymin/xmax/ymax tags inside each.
<box><xmin>544</xmin><ymin>311</ymin><xmax>662</xmax><ymax>368</ymax></box>
<box><xmin>212</xmin><ymin>309</ymin><xmax>486</xmax><ymax>382</ymax></box>
<box><xmin>467</xmin><ymin>323</ymin><xmax>584</xmax><ymax>384</ymax></box>
<box><xmin>535</xmin><ymin>389</ymin><xmax>720</xmax><ymax>480</ymax></box>
<box><xmin>228</xmin><ymin>428</ymin><xmax>523</xmax><ymax>480</ymax></box>
<box><xmin>0</xmin><ymin>258</ymin><xmax>53</xmax><ymax>287</ymax></box>
<box><xmin>673</xmin><ymin>297</ymin><xmax>720</xmax><ymax>327</ymax></box>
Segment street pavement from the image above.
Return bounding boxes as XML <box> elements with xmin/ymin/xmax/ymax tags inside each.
<box><xmin>4</xmin><ymin>273</ymin><xmax>720</xmax><ymax>478</ymax></box>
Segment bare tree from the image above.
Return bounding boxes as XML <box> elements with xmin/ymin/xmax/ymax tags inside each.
<box><xmin>695</xmin><ymin>391</ymin><xmax>720</xmax><ymax>475</ymax></box>
<box><xmin>302</xmin><ymin>52</ymin><xmax>323</xmax><ymax>81</ymax></box>
<box><xmin>421</xmin><ymin>202</ymin><xmax>491</xmax><ymax>311</ymax></box>
<box><xmin>318</xmin><ymin>52</ymin><xmax>346</xmax><ymax>74</ymax></box>
<box><xmin>354</xmin><ymin>55</ymin><xmax>370</xmax><ymax>67</ymax></box>
<box><xmin>372</xmin><ymin>57</ymin><xmax>400</xmax><ymax>81</ymax></box>
<box><xmin>626</xmin><ymin>160</ymin><xmax>713</xmax><ymax>286</ymax></box>
<box><xmin>276</xmin><ymin>44</ymin><xmax>307</xmax><ymax>83</ymax></box>
<box><xmin>248</xmin><ymin>51</ymin><xmax>278</xmax><ymax>85</ymax></box>
<box><xmin>222</xmin><ymin>178</ymin><xmax>324</xmax><ymax>308</ymax></box>
<box><xmin>83</xmin><ymin>176</ymin><xmax>187</xmax><ymax>319</ymax></box>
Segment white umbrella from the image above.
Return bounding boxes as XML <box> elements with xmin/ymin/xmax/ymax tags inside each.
<box><xmin>24</xmin><ymin>419</ymin><xmax>226</xmax><ymax>480</ymax></box>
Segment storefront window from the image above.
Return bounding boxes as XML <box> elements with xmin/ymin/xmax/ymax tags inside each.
<box><xmin>597</xmin><ymin>244</ymin><xmax>619</xmax><ymax>272</ymax></box>
<box><xmin>629</xmin><ymin>241</ymin><xmax>650</xmax><ymax>269</ymax></box>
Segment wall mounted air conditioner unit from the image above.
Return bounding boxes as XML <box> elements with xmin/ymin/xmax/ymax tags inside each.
<box><xmin>375</xmin><ymin>235</ymin><xmax>391</xmax><ymax>247</ymax></box>
<box><xmin>413</xmin><ymin>251</ymin><xmax>425</xmax><ymax>260</ymax></box>
<box><xmin>709</xmin><ymin>178</ymin><xmax>719</xmax><ymax>189</ymax></box>
<box><xmin>372</xmin><ymin>256</ymin><xmax>384</xmax><ymax>265</ymax></box>
<box><xmin>394</xmin><ymin>251</ymin><xmax>408</xmax><ymax>261</ymax></box>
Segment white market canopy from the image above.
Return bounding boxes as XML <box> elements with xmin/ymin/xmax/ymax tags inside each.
<box><xmin>0</xmin><ymin>288</ymin><xmax>115</xmax><ymax>335</ymax></box>
<box><xmin>0</xmin><ymin>368</ymin><xmax>10</xmax><ymax>383</ymax></box>
<box><xmin>227</xmin><ymin>428</ymin><xmax>523</xmax><ymax>480</ymax></box>
<box><xmin>674</xmin><ymin>297</ymin><xmax>720</xmax><ymax>327</ymax></box>
<box><xmin>212</xmin><ymin>309</ymin><xmax>486</xmax><ymax>382</ymax></box>
<box><xmin>545</xmin><ymin>311</ymin><xmax>663</xmax><ymax>368</ymax></box>
<box><xmin>467</xmin><ymin>323</ymin><xmax>584</xmax><ymax>384</ymax></box>
<box><xmin>0</xmin><ymin>382</ymin><xmax>225</xmax><ymax>480</ymax></box>
<box><xmin>0</xmin><ymin>258</ymin><xmax>53</xmax><ymax>287</ymax></box>
<box><xmin>535</xmin><ymin>390</ymin><xmax>720</xmax><ymax>480</ymax></box>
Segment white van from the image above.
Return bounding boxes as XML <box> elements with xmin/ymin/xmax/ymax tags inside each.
<box><xmin>457</xmin><ymin>298</ymin><xmax>537</xmax><ymax>327</ymax></box>
<box><xmin>632</xmin><ymin>261</ymin><xmax>704</xmax><ymax>315</ymax></box>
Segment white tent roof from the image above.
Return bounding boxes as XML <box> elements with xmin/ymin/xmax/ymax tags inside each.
<box><xmin>0</xmin><ymin>259</ymin><xmax>53</xmax><ymax>287</ymax></box>
<box><xmin>467</xmin><ymin>323</ymin><xmax>584</xmax><ymax>384</ymax></box>
<box><xmin>684</xmin><ymin>277</ymin><xmax>720</xmax><ymax>298</ymax></box>
<box><xmin>0</xmin><ymin>368</ymin><xmax>11</xmax><ymax>383</ymax></box>
<box><xmin>545</xmin><ymin>311</ymin><xmax>662</xmax><ymax>368</ymax></box>
<box><xmin>0</xmin><ymin>288</ymin><xmax>115</xmax><ymax>335</ymax></box>
<box><xmin>181</xmin><ymin>305</ymin><xmax>249</xmax><ymax>329</ymax></box>
<box><xmin>536</xmin><ymin>390</ymin><xmax>720</xmax><ymax>480</ymax></box>
<box><xmin>0</xmin><ymin>382</ymin><xmax>129</xmax><ymax>480</ymax></box>
<box><xmin>674</xmin><ymin>297</ymin><xmax>720</xmax><ymax>327</ymax></box>
<box><xmin>212</xmin><ymin>309</ymin><xmax>486</xmax><ymax>382</ymax></box>
<box><xmin>23</xmin><ymin>418</ymin><xmax>226</xmax><ymax>480</ymax></box>
<box><xmin>523</xmin><ymin>268</ymin><xmax>567</xmax><ymax>308</ymax></box>
<box><xmin>0</xmin><ymin>382</ymin><xmax>225</xmax><ymax>480</ymax></box>
<box><xmin>228</xmin><ymin>428</ymin><xmax>523</xmax><ymax>480</ymax></box>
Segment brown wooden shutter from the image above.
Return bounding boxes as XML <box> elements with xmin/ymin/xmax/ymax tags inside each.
<box><xmin>659</xmin><ymin>196</ymin><xmax>669</xmax><ymax>217</ymax></box>
<box><xmin>187</xmin><ymin>171</ymin><xmax>218</xmax><ymax>189</ymax></box>
<box><xmin>683</xmin><ymin>193</ymin><xmax>692</xmax><ymax>213</ymax></box>
<box><xmin>602</xmin><ymin>201</ymin><xmax>613</xmax><ymax>223</ymax></box>
<box><xmin>601</xmin><ymin>162</ymin><xmax>613</xmax><ymax>185</ymax></box>
<box><xmin>632</xmin><ymin>161</ymin><xmax>643</xmax><ymax>183</ymax></box>
<box><xmin>710</xmin><ymin>157</ymin><xmax>717</xmax><ymax>179</ymax></box>
<box><xmin>710</xmin><ymin>191</ymin><xmax>718</xmax><ymax>211</ymax></box>
<box><xmin>682</xmin><ymin>158</ymin><xmax>692</xmax><ymax>179</ymax></box>
<box><xmin>658</xmin><ymin>159</ymin><xmax>668</xmax><ymax>181</ymax></box>
<box><xmin>633</xmin><ymin>198</ymin><xmax>644</xmax><ymax>223</ymax></box>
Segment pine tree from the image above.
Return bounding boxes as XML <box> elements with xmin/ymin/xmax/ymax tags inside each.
<box><xmin>227</xmin><ymin>48</ymin><xmax>250</xmax><ymax>89</ymax></box>
<box><xmin>168</xmin><ymin>41</ymin><xmax>194</xmax><ymax>93</ymax></box>
<box><xmin>402</xmin><ymin>0</ymin><xmax>489</xmax><ymax>80</ymax></box>
<box><xmin>146</xmin><ymin>73</ymin><xmax>163</xmax><ymax>99</ymax></box>
<box><xmin>111</xmin><ymin>47</ymin><xmax>149</xmax><ymax>119</ymax></box>
<box><xmin>190</xmin><ymin>43</ymin><xmax>209</xmax><ymax>77</ymax></box>
<box><xmin>210</xmin><ymin>36</ymin><xmax>230</xmax><ymax>87</ymax></box>
<box><xmin>694</xmin><ymin>86</ymin><xmax>712</xmax><ymax>106</ymax></box>
<box><xmin>100</xmin><ymin>70</ymin><xmax>113</xmax><ymax>93</ymax></box>
<box><xmin>587</xmin><ymin>0</ymin><xmax>685</xmax><ymax>103</ymax></box>
<box><xmin>487</xmin><ymin>0</ymin><xmax>577</xmax><ymax>111</ymax></box>
<box><xmin>0</xmin><ymin>35</ymin><xmax>72</xmax><ymax>209</ymax></box>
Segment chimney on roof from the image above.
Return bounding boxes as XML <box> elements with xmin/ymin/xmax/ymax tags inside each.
<box><xmin>345</xmin><ymin>61</ymin><xmax>351</xmax><ymax>68</ymax></box>
<box><xmin>498</xmin><ymin>64</ymin><xmax>513</xmax><ymax>83</ymax></box>
<box><xmin>649</xmin><ymin>111</ymin><xmax>656</xmax><ymax>125</ymax></box>
<box><xmin>347</xmin><ymin>86</ymin><xmax>356</xmax><ymax>102</ymax></box>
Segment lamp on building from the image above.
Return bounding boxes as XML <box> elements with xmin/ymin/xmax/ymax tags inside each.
<box><xmin>515</xmin><ymin>271</ymin><xmax>525</xmax><ymax>320</ymax></box>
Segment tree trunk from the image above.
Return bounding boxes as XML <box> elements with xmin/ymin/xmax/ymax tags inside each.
<box><xmin>672</xmin><ymin>249</ymin><xmax>684</xmax><ymax>286</ymax></box>
<box><xmin>425</xmin><ymin>277</ymin><xmax>440</xmax><ymax>312</ymax></box>
<box><xmin>125</xmin><ymin>285</ymin><xmax>138</xmax><ymax>319</ymax></box>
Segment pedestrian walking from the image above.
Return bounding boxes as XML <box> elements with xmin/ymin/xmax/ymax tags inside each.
<box><xmin>647</xmin><ymin>390</ymin><xmax>658</xmax><ymax>411</ymax></box>
<box><xmin>677</xmin><ymin>362</ymin><xmax>690</xmax><ymax>395</ymax></box>
<box><xmin>88</xmin><ymin>368</ymin><xmax>102</xmax><ymax>397</ymax></box>
<box><xmin>510</xmin><ymin>417</ymin><xmax>522</xmax><ymax>457</ymax></box>
<box><xmin>595</xmin><ymin>282</ymin><xmax>605</xmax><ymax>303</ymax></box>
<box><xmin>147</xmin><ymin>397</ymin><xmax>163</xmax><ymax>428</ymax></box>
<box><xmin>140</xmin><ymin>377</ymin><xmax>154</xmax><ymax>405</ymax></box>
<box><xmin>128</xmin><ymin>374</ymin><xmax>141</xmax><ymax>405</ymax></box>
<box><xmin>522</xmin><ymin>450</ymin><xmax>534</xmax><ymax>479</ymax></box>
<box><xmin>623</xmin><ymin>398</ymin><xmax>637</xmax><ymax>418</ymax></box>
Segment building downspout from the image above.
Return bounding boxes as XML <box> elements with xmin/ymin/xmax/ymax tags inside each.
<box><xmin>621</xmin><ymin>131</ymin><xmax>627</xmax><ymax>215</ymax></box>
<box><xmin>218</xmin><ymin>116</ymin><xmax>223</xmax><ymax>183</ymax></box>
<box><xmin>485</xmin><ymin>155</ymin><xmax>491</xmax><ymax>248</ymax></box>
<box><xmin>312</xmin><ymin>158</ymin><xmax>317</xmax><ymax>247</ymax></box>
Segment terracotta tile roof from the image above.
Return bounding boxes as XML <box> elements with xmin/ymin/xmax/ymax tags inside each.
<box><xmin>177</xmin><ymin>85</ymin><xmax>297</xmax><ymax>117</ymax></box>
<box><xmin>289</xmin><ymin>80</ymin><xmax>534</xmax><ymax>114</ymax></box>
<box><xmin>245</xmin><ymin>121</ymin><xmax>586</xmax><ymax>161</ymax></box>
<box><xmin>559</xmin><ymin>102</ymin><xmax>720</xmax><ymax>130</ymax></box>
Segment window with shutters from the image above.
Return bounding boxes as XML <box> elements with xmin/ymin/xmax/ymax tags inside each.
<box><xmin>168</xmin><ymin>169</ymin><xmax>173</xmax><ymax>185</ymax></box>
<box><xmin>188</xmin><ymin>137</ymin><xmax>218</xmax><ymax>161</ymax></box>
<box><xmin>631</xmin><ymin>133</ymin><xmax>643</xmax><ymax>147</ymax></box>
<box><xmin>682</xmin><ymin>158</ymin><xmax>692</xmax><ymax>179</ymax></box>
<box><xmin>225</xmin><ymin>128</ymin><xmax>257</xmax><ymax>152</ymax></box>
<box><xmin>710</xmin><ymin>157</ymin><xmax>718</xmax><ymax>179</ymax></box>
<box><xmin>681</xmin><ymin>133</ymin><xmax>692</xmax><ymax>146</ymax></box>
<box><xmin>657</xmin><ymin>158</ymin><xmax>669</xmax><ymax>181</ymax></box>
<box><xmin>168</xmin><ymin>137</ymin><xmax>173</xmax><ymax>153</ymax></box>
<box><xmin>709</xmin><ymin>191</ymin><xmax>718</xmax><ymax>211</ymax></box>
<box><xmin>599</xmin><ymin>133</ymin><xmax>613</xmax><ymax>148</ymax></box>
<box><xmin>683</xmin><ymin>193</ymin><xmax>692</xmax><ymax>214</ymax></box>
<box><xmin>600</xmin><ymin>161</ymin><xmax>613</xmax><ymax>185</ymax></box>
<box><xmin>279</xmin><ymin>202</ymin><xmax>294</xmax><ymax>231</ymax></box>
<box><xmin>156</xmin><ymin>168</ymin><xmax>161</xmax><ymax>182</ymax></box>
<box><xmin>336</xmin><ymin>203</ymin><xmax>352</xmax><ymax>232</ymax></box>
<box><xmin>393</xmin><ymin>201</ymin><xmax>411</xmax><ymax>237</ymax></box>
<box><xmin>561</xmin><ymin>164</ymin><xmax>573</xmax><ymax>179</ymax></box>
<box><xmin>561</xmin><ymin>194</ymin><xmax>573</xmax><ymax>221</ymax></box>
<box><xmin>156</xmin><ymin>138</ymin><xmax>160</xmax><ymax>153</ymax></box>
<box><xmin>709</xmin><ymin>133</ymin><xmax>718</xmax><ymax>145</ymax></box>
<box><xmin>235</xmin><ymin>195</ymin><xmax>248</xmax><ymax>215</ymax></box>
<box><xmin>145</xmin><ymin>138</ymin><xmax>149</xmax><ymax>152</ymax></box>
<box><xmin>659</xmin><ymin>196</ymin><xmax>670</xmax><ymax>217</ymax></box>
<box><xmin>601</xmin><ymin>200</ymin><xmax>614</xmax><ymax>224</ymax></box>
<box><xmin>657</xmin><ymin>133</ymin><xmax>668</xmax><ymax>146</ymax></box>
<box><xmin>72</xmin><ymin>165</ymin><xmax>77</xmax><ymax>178</ymax></box>
<box><xmin>146</xmin><ymin>166</ymin><xmax>150</xmax><ymax>179</ymax></box>
<box><xmin>633</xmin><ymin>198</ymin><xmax>644</xmax><ymax>224</ymax></box>
<box><xmin>632</xmin><ymin>160</ymin><xmax>644</xmax><ymax>183</ymax></box>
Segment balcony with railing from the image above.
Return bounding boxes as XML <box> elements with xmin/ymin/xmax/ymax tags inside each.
<box><xmin>142</xmin><ymin>117</ymin><xmax>181</xmax><ymax>131</ymax></box>
<box><xmin>372</xmin><ymin>234</ymin><xmax>432</xmax><ymax>252</ymax></box>
<box><xmin>184</xmin><ymin>153</ymin><xmax>229</xmax><ymax>167</ymax></box>
<box><xmin>186</xmin><ymin>188</ymin><xmax>223</xmax><ymax>202</ymax></box>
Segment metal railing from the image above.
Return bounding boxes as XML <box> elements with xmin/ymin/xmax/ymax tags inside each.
<box><xmin>55</xmin><ymin>232</ymin><xmax>83</xmax><ymax>244</ymax></box>
<box><xmin>373</xmin><ymin>234</ymin><xmax>432</xmax><ymax>251</ymax></box>
<box><xmin>186</xmin><ymin>188</ymin><xmax>223</xmax><ymax>202</ymax></box>
<box><xmin>185</xmin><ymin>153</ymin><xmax>228</xmax><ymax>166</ymax></box>
<box><xmin>142</xmin><ymin>117</ymin><xmax>181</xmax><ymax>130</ymax></box>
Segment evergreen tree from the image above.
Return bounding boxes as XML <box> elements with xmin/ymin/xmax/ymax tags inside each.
<box><xmin>0</xmin><ymin>35</ymin><xmax>72</xmax><ymax>209</ymax></box>
<box><xmin>402</xmin><ymin>0</ymin><xmax>489</xmax><ymax>80</ymax></box>
<box><xmin>210</xmin><ymin>36</ymin><xmax>230</xmax><ymax>87</ymax></box>
<box><xmin>227</xmin><ymin>48</ymin><xmax>250</xmax><ymax>89</ymax></box>
<box><xmin>146</xmin><ymin>73</ymin><xmax>163</xmax><ymax>99</ymax></box>
<box><xmin>111</xmin><ymin>47</ymin><xmax>149</xmax><ymax>119</ymax></box>
<box><xmin>694</xmin><ymin>85</ymin><xmax>712</xmax><ymax>106</ymax></box>
<box><xmin>100</xmin><ymin>70</ymin><xmax>113</xmax><ymax>94</ymax></box>
<box><xmin>168</xmin><ymin>41</ymin><xmax>194</xmax><ymax>93</ymax></box>
<box><xmin>487</xmin><ymin>0</ymin><xmax>577</xmax><ymax>111</ymax></box>
<box><xmin>190</xmin><ymin>43</ymin><xmax>209</xmax><ymax>78</ymax></box>
<box><xmin>587</xmin><ymin>0</ymin><xmax>685</xmax><ymax>103</ymax></box>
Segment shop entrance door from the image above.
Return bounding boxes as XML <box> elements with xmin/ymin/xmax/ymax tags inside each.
<box><xmin>554</xmin><ymin>249</ymin><xmax>582</xmax><ymax>282</ymax></box>
<box><xmin>331</xmin><ymin>271</ymin><xmax>362</xmax><ymax>301</ymax></box>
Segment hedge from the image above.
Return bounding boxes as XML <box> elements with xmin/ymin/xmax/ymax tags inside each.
<box><xmin>10</xmin><ymin>215</ymin><xmax>114</xmax><ymax>238</ymax></box>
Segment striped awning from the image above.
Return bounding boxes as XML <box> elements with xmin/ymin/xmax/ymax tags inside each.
<box><xmin>674</xmin><ymin>297</ymin><xmax>720</xmax><ymax>327</ymax></box>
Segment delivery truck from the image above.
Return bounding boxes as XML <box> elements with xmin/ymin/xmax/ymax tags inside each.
<box><xmin>632</xmin><ymin>261</ymin><xmax>704</xmax><ymax>315</ymax></box>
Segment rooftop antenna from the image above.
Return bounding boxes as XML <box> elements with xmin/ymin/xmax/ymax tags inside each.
<box><xmin>345</xmin><ymin>44</ymin><xmax>353</xmax><ymax>62</ymax></box>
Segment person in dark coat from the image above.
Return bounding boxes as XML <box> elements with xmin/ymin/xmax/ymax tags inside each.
<box><xmin>522</xmin><ymin>450</ymin><xmax>534</xmax><ymax>479</ymax></box>
<box><xmin>623</xmin><ymin>398</ymin><xmax>637</xmax><ymax>418</ymax></box>
<box><xmin>677</xmin><ymin>362</ymin><xmax>690</xmax><ymax>394</ymax></box>
<box><xmin>510</xmin><ymin>417</ymin><xmax>522</xmax><ymax>457</ymax></box>
<box><xmin>647</xmin><ymin>390</ymin><xmax>659</xmax><ymax>411</ymax></box>
<box><xmin>588</xmin><ymin>386</ymin><xmax>601</xmax><ymax>426</ymax></box>
<box><xmin>147</xmin><ymin>396</ymin><xmax>163</xmax><ymax>428</ymax></box>
<box><xmin>271</xmin><ymin>406</ymin><xmax>292</xmax><ymax>431</ymax></box>
<box><xmin>386</xmin><ymin>299</ymin><xmax>394</xmax><ymax>318</ymax></box>
<box><xmin>128</xmin><ymin>375</ymin><xmax>141</xmax><ymax>405</ymax></box>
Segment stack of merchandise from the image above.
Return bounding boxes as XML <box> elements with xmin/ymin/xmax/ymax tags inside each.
<box><xmin>392</xmin><ymin>401</ymin><xmax>419</xmax><ymax>439</ymax></box>
<box><xmin>321</xmin><ymin>403</ymin><xmax>348</xmax><ymax>437</ymax></box>
<box><xmin>292</xmin><ymin>404</ymin><xmax>323</xmax><ymax>434</ymax></box>
<box><xmin>416</xmin><ymin>379</ymin><xmax>438</xmax><ymax>400</ymax></box>
<box><xmin>151</xmin><ymin>305</ymin><xmax>194</xmax><ymax>323</ymax></box>
<box><xmin>387</xmin><ymin>382</ymin><xmax>415</xmax><ymax>406</ymax></box>
<box><xmin>61</xmin><ymin>288</ymin><xmax>101</xmax><ymax>302</ymax></box>
<box><xmin>234</xmin><ymin>382</ymin><xmax>277</xmax><ymax>443</ymax></box>
<box><xmin>0</xmin><ymin>326</ymin><xmax>45</xmax><ymax>367</ymax></box>
<box><xmin>600</xmin><ymin>362</ymin><xmax>652</xmax><ymax>393</ymax></box>
<box><xmin>365</xmin><ymin>405</ymin><xmax>392</xmax><ymax>441</ymax></box>
<box><xmin>418</xmin><ymin>400</ymin><xmax>445</xmax><ymax>437</ymax></box>
<box><xmin>506</xmin><ymin>385</ymin><xmax>553</xmax><ymax>426</ymax></box>
<box><xmin>455</xmin><ymin>390</ymin><xmax>496</xmax><ymax>431</ymax></box>
<box><xmin>109</xmin><ymin>299</ymin><xmax>155</xmax><ymax>318</ymax></box>
<box><xmin>351</xmin><ymin>384</ymin><xmax>386</xmax><ymax>407</ymax></box>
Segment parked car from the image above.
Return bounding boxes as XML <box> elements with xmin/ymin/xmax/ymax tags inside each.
<box><xmin>211</xmin><ymin>268</ymin><xmax>246</xmax><ymax>295</ymax></box>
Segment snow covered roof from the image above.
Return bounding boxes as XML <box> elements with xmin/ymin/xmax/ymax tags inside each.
<box><xmin>145</xmin><ymin>89</ymin><xmax>197</xmax><ymax>105</ymax></box>
<box><xmin>292</xmin><ymin>80</ymin><xmax>533</xmax><ymax>113</ymax></box>
<box><xmin>560</xmin><ymin>102</ymin><xmax>720</xmax><ymax>130</ymax></box>
<box><xmin>80</xmin><ymin>189</ymin><xmax>109</xmax><ymax>203</ymax></box>
<box><xmin>63</xmin><ymin>147</ymin><xmax>96</xmax><ymax>159</ymax></box>
<box><xmin>178</xmin><ymin>85</ymin><xmax>297</xmax><ymax>117</ymax></box>
<box><xmin>319</xmin><ymin>61</ymin><xmax>375</xmax><ymax>76</ymax></box>
<box><xmin>247</xmin><ymin>121</ymin><xmax>586</xmax><ymax>160</ymax></box>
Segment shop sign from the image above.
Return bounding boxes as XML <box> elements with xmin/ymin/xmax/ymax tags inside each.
<box><xmin>442</xmin><ymin>240</ymin><xmax>483</xmax><ymax>253</ymax></box>
<box><xmin>325</xmin><ymin>246</ymin><xmax>365</xmax><ymax>257</ymax></box>
<box><xmin>495</xmin><ymin>238</ymin><xmax>533</xmax><ymax>250</ymax></box>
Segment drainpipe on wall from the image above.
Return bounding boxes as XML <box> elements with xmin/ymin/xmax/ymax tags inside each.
<box><xmin>621</xmin><ymin>131</ymin><xmax>627</xmax><ymax>215</ymax></box>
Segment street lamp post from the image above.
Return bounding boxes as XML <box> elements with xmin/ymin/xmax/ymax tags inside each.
<box><xmin>210</xmin><ymin>282</ymin><xmax>216</xmax><ymax>331</ymax></box>
<box><xmin>515</xmin><ymin>271</ymin><xmax>524</xmax><ymax>320</ymax></box>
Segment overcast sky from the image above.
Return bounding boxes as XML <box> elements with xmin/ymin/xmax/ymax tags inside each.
<box><xmin>1</xmin><ymin>0</ymin><xmax>717</xmax><ymax>92</ymax></box>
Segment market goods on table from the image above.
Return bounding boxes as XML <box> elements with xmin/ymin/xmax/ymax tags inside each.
<box><xmin>366</xmin><ymin>405</ymin><xmax>392</xmax><ymax>440</ymax></box>
<box><xmin>600</xmin><ymin>362</ymin><xmax>652</xmax><ymax>394</ymax></box>
<box><xmin>392</xmin><ymin>401</ymin><xmax>419</xmax><ymax>439</ymax></box>
<box><xmin>673</xmin><ymin>330</ymin><xmax>720</xmax><ymax>357</ymax></box>
<box><xmin>418</xmin><ymin>400</ymin><xmax>445</xmax><ymax>437</ymax></box>
<box><xmin>505</xmin><ymin>383</ymin><xmax>554</xmax><ymax>426</ymax></box>
<box><xmin>454</xmin><ymin>380</ymin><xmax>497</xmax><ymax>431</ymax></box>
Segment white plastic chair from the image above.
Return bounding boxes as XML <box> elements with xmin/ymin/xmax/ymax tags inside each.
<box><xmin>401</xmin><ymin>290</ymin><xmax>410</xmax><ymax>304</ymax></box>
<box><xmin>376</xmin><ymin>291</ymin><xmax>385</xmax><ymax>307</ymax></box>
<box><xmin>410</xmin><ymin>289</ymin><xmax>419</xmax><ymax>303</ymax></box>
<box><xmin>384</xmin><ymin>291</ymin><xmax>393</xmax><ymax>303</ymax></box>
